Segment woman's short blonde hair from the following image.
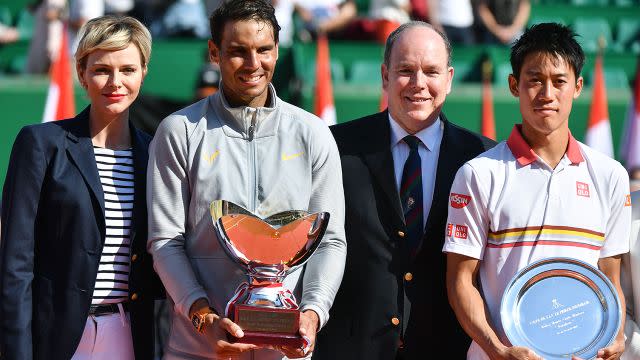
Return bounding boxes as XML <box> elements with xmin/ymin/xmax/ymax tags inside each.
<box><xmin>75</xmin><ymin>15</ymin><xmax>152</xmax><ymax>70</ymax></box>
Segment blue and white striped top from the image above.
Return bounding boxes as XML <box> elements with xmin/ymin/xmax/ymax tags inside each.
<box><xmin>92</xmin><ymin>146</ymin><xmax>134</xmax><ymax>304</ymax></box>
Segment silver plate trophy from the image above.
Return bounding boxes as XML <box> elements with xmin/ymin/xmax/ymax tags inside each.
<box><xmin>210</xmin><ymin>200</ymin><xmax>330</xmax><ymax>349</ymax></box>
<box><xmin>501</xmin><ymin>257</ymin><xmax>621</xmax><ymax>360</ymax></box>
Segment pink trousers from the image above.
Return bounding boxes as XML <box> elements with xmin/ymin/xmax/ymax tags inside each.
<box><xmin>71</xmin><ymin>305</ymin><xmax>134</xmax><ymax>360</ymax></box>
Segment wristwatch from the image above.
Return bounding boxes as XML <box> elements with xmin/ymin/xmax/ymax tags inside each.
<box><xmin>191</xmin><ymin>307</ymin><xmax>218</xmax><ymax>333</ymax></box>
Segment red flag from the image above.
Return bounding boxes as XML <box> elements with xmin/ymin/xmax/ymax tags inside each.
<box><xmin>481</xmin><ymin>61</ymin><xmax>496</xmax><ymax>140</ymax></box>
<box><xmin>585</xmin><ymin>54</ymin><xmax>613</xmax><ymax>157</ymax></box>
<box><xmin>620</xmin><ymin>58</ymin><xmax>640</xmax><ymax>169</ymax></box>
<box><xmin>314</xmin><ymin>35</ymin><xmax>336</xmax><ymax>125</ymax></box>
<box><xmin>43</xmin><ymin>24</ymin><xmax>75</xmax><ymax>122</ymax></box>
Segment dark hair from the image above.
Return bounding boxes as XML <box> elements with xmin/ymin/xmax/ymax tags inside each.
<box><xmin>383</xmin><ymin>21</ymin><xmax>451</xmax><ymax>67</ymax></box>
<box><xmin>209</xmin><ymin>0</ymin><xmax>280</xmax><ymax>47</ymax></box>
<box><xmin>510</xmin><ymin>22</ymin><xmax>584</xmax><ymax>81</ymax></box>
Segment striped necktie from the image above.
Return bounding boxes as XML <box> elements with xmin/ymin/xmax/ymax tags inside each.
<box><xmin>400</xmin><ymin>135</ymin><xmax>423</xmax><ymax>258</ymax></box>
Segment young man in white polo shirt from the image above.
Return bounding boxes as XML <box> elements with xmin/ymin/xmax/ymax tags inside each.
<box><xmin>444</xmin><ymin>23</ymin><xmax>632</xmax><ymax>360</ymax></box>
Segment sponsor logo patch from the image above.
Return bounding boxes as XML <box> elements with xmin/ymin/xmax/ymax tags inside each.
<box><xmin>447</xmin><ymin>223</ymin><xmax>453</xmax><ymax>237</ymax></box>
<box><xmin>282</xmin><ymin>152</ymin><xmax>304</xmax><ymax>161</ymax></box>
<box><xmin>450</xmin><ymin>193</ymin><xmax>471</xmax><ymax>209</ymax></box>
<box><xmin>203</xmin><ymin>150</ymin><xmax>220</xmax><ymax>164</ymax></box>
<box><xmin>576</xmin><ymin>182</ymin><xmax>590</xmax><ymax>198</ymax></box>
<box><xmin>625</xmin><ymin>194</ymin><xmax>631</xmax><ymax>207</ymax></box>
<box><xmin>454</xmin><ymin>225</ymin><xmax>468</xmax><ymax>239</ymax></box>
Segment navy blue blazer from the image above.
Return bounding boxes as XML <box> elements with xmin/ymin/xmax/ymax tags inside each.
<box><xmin>0</xmin><ymin>107</ymin><xmax>161</xmax><ymax>360</ymax></box>
<box><xmin>314</xmin><ymin>111</ymin><xmax>496</xmax><ymax>360</ymax></box>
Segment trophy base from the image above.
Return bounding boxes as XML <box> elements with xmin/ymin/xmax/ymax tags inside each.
<box><xmin>230</xmin><ymin>331</ymin><xmax>307</xmax><ymax>348</ymax></box>
<box><xmin>230</xmin><ymin>305</ymin><xmax>305</xmax><ymax>347</ymax></box>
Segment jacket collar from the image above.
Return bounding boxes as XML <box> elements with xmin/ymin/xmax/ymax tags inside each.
<box><xmin>129</xmin><ymin>120</ymin><xmax>149</xmax><ymax>247</ymax></box>
<box><xmin>360</xmin><ymin>111</ymin><xmax>457</xmax><ymax>228</ymax></box>
<box><xmin>64</xmin><ymin>107</ymin><xmax>106</xmax><ymax>229</ymax></box>
<box><xmin>64</xmin><ymin>106</ymin><xmax>148</xmax><ymax>231</ymax></box>
<box><xmin>211</xmin><ymin>83</ymin><xmax>279</xmax><ymax>139</ymax></box>
<box><xmin>361</xmin><ymin>110</ymin><xmax>405</xmax><ymax>226</ymax></box>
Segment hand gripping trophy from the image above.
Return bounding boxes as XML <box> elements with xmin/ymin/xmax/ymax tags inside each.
<box><xmin>210</xmin><ymin>200</ymin><xmax>330</xmax><ymax>349</ymax></box>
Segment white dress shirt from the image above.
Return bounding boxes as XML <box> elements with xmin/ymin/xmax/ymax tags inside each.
<box><xmin>388</xmin><ymin>114</ymin><xmax>444</xmax><ymax>228</ymax></box>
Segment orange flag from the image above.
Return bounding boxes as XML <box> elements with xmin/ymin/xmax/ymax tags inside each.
<box><xmin>314</xmin><ymin>35</ymin><xmax>336</xmax><ymax>125</ymax></box>
<box><xmin>585</xmin><ymin>53</ymin><xmax>613</xmax><ymax>157</ymax></box>
<box><xmin>43</xmin><ymin>24</ymin><xmax>75</xmax><ymax>122</ymax></box>
<box><xmin>481</xmin><ymin>60</ymin><xmax>496</xmax><ymax>140</ymax></box>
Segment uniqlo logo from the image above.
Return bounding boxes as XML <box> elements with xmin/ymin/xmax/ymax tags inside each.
<box><xmin>447</xmin><ymin>223</ymin><xmax>453</xmax><ymax>237</ymax></box>
<box><xmin>576</xmin><ymin>182</ymin><xmax>590</xmax><ymax>197</ymax></box>
<box><xmin>450</xmin><ymin>193</ymin><xmax>471</xmax><ymax>209</ymax></box>
<box><xmin>625</xmin><ymin>194</ymin><xmax>631</xmax><ymax>207</ymax></box>
<box><xmin>454</xmin><ymin>225</ymin><xmax>468</xmax><ymax>239</ymax></box>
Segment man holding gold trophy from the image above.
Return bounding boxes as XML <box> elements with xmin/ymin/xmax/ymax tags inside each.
<box><xmin>146</xmin><ymin>1</ymin><xmax>346</xmax><ymax>359</ymax></box>
<box><xmin>444</xmin><ymin>23</ymin><xmax>632</xmax><ymax>360</ymax></box>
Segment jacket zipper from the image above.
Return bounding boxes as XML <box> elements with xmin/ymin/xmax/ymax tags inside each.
<box><xmin>247</xmin><ymin>109</ymin><xmax>258</xmax><ymax>212</ymax></box>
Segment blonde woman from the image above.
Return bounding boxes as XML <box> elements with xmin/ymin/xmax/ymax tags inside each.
<box><xmin>0</xmin><ymin>15</ymin><xmax>161</xmax><ymax>360</ymax></box>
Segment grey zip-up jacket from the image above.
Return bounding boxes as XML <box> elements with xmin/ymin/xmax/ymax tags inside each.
<box><xmin>147</xmin><ymin>85</ymin><xmax>346</xmax><ymax>359</ymax></box>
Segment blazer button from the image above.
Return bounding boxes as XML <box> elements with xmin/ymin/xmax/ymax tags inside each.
<box><xmin>397</xmin><ymin>231</ymin><xmax>405</xmax><ymax>238</ymax></box>
<box><xmin>404</xmin><ymin>272</ymin><xmax>413</xmax><ymax>281</ymax></box>
<box><xmin>131</xmin><ymin>293</ymin><xmax>139</xmax><ymax>301</ymax></box>
<box><xmin>391</xmin><ymin>317</ymin><xmax>400</xmax><ymax>326</ymax></box>
<box><xmin>131</xmin><ymin>254</ymin><xmax>138</xmax><ymax>262</ymax></box>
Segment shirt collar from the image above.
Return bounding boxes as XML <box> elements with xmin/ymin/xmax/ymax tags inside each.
<box><xmin>388</xmin><ymin>114</ymin><xmax>443</xmax><ymax>151</ymax></box>
<box><xmin>506</xmin><ymin>124</ymin><xmax>584</xmax><ymax>166</ymax></box>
